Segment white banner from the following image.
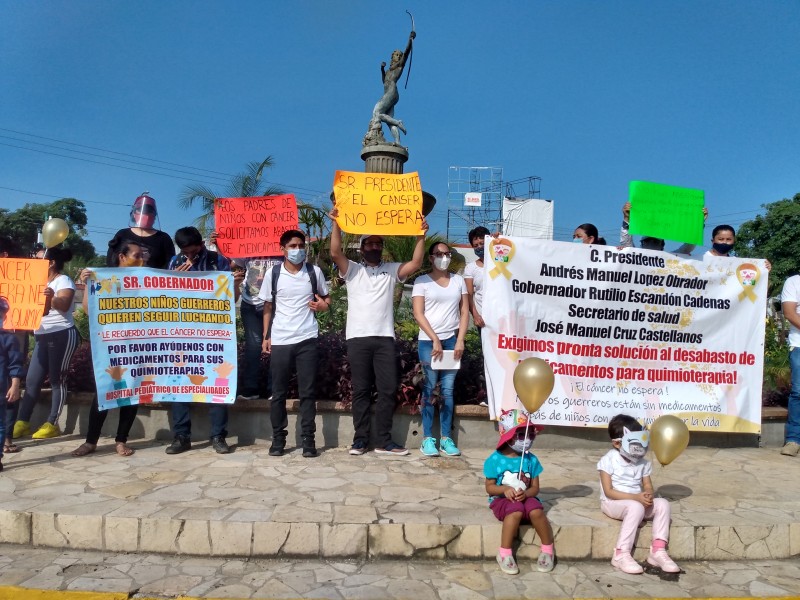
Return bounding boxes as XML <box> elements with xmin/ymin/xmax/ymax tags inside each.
<box><xmin>482</xmin><ymin>237</ymin><xmax>767</xmax><ymax>433</ymax></box>
<box><xmin>502</xmin><ymin>198</ymin><xmax>554</xmax><ymax>239</ymax></box>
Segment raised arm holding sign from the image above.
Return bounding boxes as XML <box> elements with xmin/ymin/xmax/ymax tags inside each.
<box><xmin>332</xmin><ymin>171</ymin><xmax>424</xmax><ymax>236</ymax></box>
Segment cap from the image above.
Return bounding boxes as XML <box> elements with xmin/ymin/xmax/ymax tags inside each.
<box><xmin>496</xmin><ymin>409</ymin><xmax>543</xmax><ymax>449</ymax></box>
<box><xmin>359</xmin><ymin>234</ymin><xmax>383</xmax><ymax>246</ymax></box>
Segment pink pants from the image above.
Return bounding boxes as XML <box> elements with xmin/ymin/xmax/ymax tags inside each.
<box><xmin>601</xmin><ymin>497</ymin><xmax>671</xmax><ymax>553</ymax></box>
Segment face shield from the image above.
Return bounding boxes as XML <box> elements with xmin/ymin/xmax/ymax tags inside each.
<box><xmin>130</xmin><ymin>193</ymin><xmax>160</xmax><ymax>230</ymax></box>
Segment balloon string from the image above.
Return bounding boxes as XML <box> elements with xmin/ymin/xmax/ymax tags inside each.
<box><xmin>517</xmin><ymin>419</ymin><xmax>531</xmax><ymax>479</ymax></box>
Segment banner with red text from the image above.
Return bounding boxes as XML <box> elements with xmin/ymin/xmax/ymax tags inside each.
<box><xmin>86</xmin><ymin>268</ymin><xmax>238</xmax><ymax>410</ymax></box>
<box><xmin>482</xmin><ymin>237</ymin><xmax>767</xmax><ymax>433</ymax></box>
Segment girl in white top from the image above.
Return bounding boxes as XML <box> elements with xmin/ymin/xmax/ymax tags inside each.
<box><xmin>597</xmin><ymin>414</ymin><xmax>680</xmax><ymax>575</ymax></box>
<box><xmin>412</xmin><ymin>242</ymin><xmax>470</xmax><ymax>458</ymax></box>
<box><xmin>13</xmin><ymin>246</ymin><xmax>80</xmax><ymax>441</ymax></box>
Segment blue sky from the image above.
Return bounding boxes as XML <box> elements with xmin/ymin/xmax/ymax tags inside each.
<box><xmin>1</xmin><ymin>0</ymin><xmax>798</xmax><ymax>254</ymax></box>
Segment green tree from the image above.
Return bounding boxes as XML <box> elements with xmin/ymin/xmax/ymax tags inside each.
<box><xmin>0</xmin><ymin>198</ymin><xmax>97</xmax><ymax>261</ymax></box>
<box><xmin>178</xmin><ymin>157</ymin><xmax>284</xmax><ymax>234</ymax></box>
<box><xmin>734</xmin><ymin>192</ymin><xmax>800</xmax><ymax>294</ymax></box>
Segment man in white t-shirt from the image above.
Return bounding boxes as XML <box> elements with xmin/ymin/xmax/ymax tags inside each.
<box><xmin>329</xmin><ymin>207</ymin><xmax>428</xmax><ymax>456</ymax></box>
<box><xmin>781</xmin><ymin>275</ymin><xmax>800</xmax><ymax>456</ymax></box>
<box><xmin>259</xmin><ymin>230</ymin><xmax>330</xmax><ymax>458</ymax></box>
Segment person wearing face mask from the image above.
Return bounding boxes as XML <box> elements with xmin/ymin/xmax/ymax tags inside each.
<box><xmin>412</xmin><ymin>242</ymin><xmax>469</xmax><ymax>457</ymax></box>
<box><xmin>106</xmin><ymin>192</ymin><xmax>175</xmax><ymax>269</ymax></box>
<box><xmin>72</xmin><ymin>241</ymin><xmax>145</xmax><ymax>458</ymax></box>
<box><xmin>598</xmin><ymin>414</ymin><xmax>680</xmax><ymax>575</ymax></box>
<box><xmin>328</xmin><ymin>206</ymin><xmax>428</xmax><ymax>456</ymax></box>
<box><xmin>483</xmin><ymin>409</ymin><xmax>554</xmax><ymax>574</ymax></box>
<box><xmin>12</xmin><ymin>246</ymin><xmax>79</xmax><ymax>441</ymax></box>
<box><xmin>573</xmin><ymin>223</ymin><xmax>606</xmax><ymax>245</ymax></box>
<box><xmin>165</xmin><ymin>226</ymin><xmax>242</xmax><ymax>456</ymax></box>
<box><xmin>464</xmin><ymin>226</ymin><xmax>490</xmax><ymax>331</ymax></box>
<box><xmin>703</xmin><ymin>224</ymin><xmax>772</xmax><ymax>270</ymax></box>
<box><xmin>257</xmin><ymin>230</ymin><xmax>330</xmax><ymax>458</ymax></box>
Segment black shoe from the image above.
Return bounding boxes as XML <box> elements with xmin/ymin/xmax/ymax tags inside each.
<box><xmin>211</xmin><ymin>436</ymin><xmax>231</xmax><ymax>454</ymax></box>
<box><xmin>165</xmin><ymin>436</ymin><xmax>191</xmax><ymax>454</ymax></box>
<box><xmin>0</xmin><ymin>461</ymin><xmax>3</xmax><ymax>472</ymax></box>
<box><xmin>302</xmin><ymin>438</ymin><xmax>317</xmax><ymax>458</ymax></box>
<box><xmin>268</xmin><ymin>441</ymin><xmax>285</xmax><ymax>456</ymax></box>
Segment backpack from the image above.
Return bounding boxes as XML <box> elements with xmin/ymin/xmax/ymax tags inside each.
<box><xmin>267</xmin><ymin>262</ymin><xmax>319</xmax><ymax>338</ymax></box>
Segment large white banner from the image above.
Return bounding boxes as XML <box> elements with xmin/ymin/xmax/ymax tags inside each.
<box><xmin>482</xmin><ymin>237</ymin><xmax>767</xmax><ymax>433</ymax></box>
<box><xmin>502</xmin><ymin>198</ymin><xmax>554</xmax><ymax>239</ymax></box>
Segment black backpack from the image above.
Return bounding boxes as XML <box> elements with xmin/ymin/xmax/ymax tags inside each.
<box><xmin>267</xmin><ymin>262</ymin><xmax>319</xmax><ymax>337</ymax></box>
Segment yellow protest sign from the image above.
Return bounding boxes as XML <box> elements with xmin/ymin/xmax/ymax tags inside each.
<box><xmin>332</xmin><ymin>171</ymin><xmax>424</xmax><ymax>235</ymax></box>
<box><xmin>0</xmin><ymin>258</ymin><xmax>48</xmax><ymax>330</ymax></box>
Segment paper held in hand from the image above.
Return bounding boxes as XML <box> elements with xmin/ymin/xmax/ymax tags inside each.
<box><xmin>431</xmin><ymin>350</ymin><xmax>461</xmax><ymax>371</ymax></box>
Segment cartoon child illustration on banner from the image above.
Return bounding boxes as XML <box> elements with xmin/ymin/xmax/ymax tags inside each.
<box><xmin>488</xmin><ymin>238</ymin><xmax>516</xmax><ymax>280</ymax></box>
<box><xmin>736</xmin><ymin>263</ymin><xmax>760</xmax><ymax>302</ymax></box>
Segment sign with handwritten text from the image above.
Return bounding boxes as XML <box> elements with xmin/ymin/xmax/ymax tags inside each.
<box><xmin>0</xmin><ymin>258</ymin><xmax>48</xmax><ymax>330</ymax></box>
<box><xmin>332</xmin><ymin>171</ymin><xmax>424</xmax><ymax>235</ymax></box>
<box><xmin>482</xmin><ymin>237</ymin><xmax>767</xmax><ymax>434</ymax></box>
<box><xmin>629</xmin><ymin>181</ymin><xmax>705</xmax><ymax>245</ymax></box>
<box><xmin>215</xmin><ymin>194</ymin><xmax>299</xmax><ymax>258</ymax></box>
<box><xmin>86</xmin><ymin>267</ymin><xmax>238</xmax><ymax>410</ymax></box>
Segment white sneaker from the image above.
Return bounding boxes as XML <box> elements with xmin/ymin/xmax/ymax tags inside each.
<box><xmin>496</xmin><ymin>552</ymin><xmax>519</xmax><ymax>575</ymax></box>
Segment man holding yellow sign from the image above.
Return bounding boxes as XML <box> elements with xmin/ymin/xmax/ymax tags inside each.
<box><xmin>331</xmin><ymin>171</ymin><xmax>425</xmax><ymax>236</ymax></box>
<box><xmin>329</xmin><ymin>192</ymin><xmax>428</xmax><ymax>456</ymax></box>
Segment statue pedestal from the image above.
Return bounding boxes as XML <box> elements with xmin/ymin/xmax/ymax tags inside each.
<box><xmin>360</xmin><ymin>144</ymin><xmax>409</xmax><ymax>174</ymax></box>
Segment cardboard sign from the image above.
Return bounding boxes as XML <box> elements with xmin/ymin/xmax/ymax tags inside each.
<box><xmin>86</xmin><ymin>267</ymin><xmax>238</xmax><ymax>410</ymax></box>
<box><xmin>215</xmin><ymin>194</ymin><xmax>299</xmax><ymax>258</ymax></box>
<box><xmin>332</xmin><ymin>171</ymin><xmax>424</xmax><ymax>235</ymax></box>
<box><xmin>629</xmin><ymin>181</ymin><xmax>705</xmax><ymax>245</ymax></box>
<box><xmin>0</xmin><ymin>258</ymin><xmax>48</xmax><ymax>330</ymax></box>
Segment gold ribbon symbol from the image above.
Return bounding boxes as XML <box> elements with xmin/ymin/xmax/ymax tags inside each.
<box><xmin>215</xmin><ymin>274</ymin><xmax>232</xmax><ymax>299</ymax></box>
<box><xmin>488</xmin><ymin>238</ymin><xmax>515</xmax><ymax>280</ymax></box>
<box><xmin>736</xmin><ymin>263</ymin><xmax>759</xmax><ymax>303</ymax></box>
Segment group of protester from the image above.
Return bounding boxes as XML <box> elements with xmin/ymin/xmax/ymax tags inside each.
<box><xmin>1</xmin><ymin>192</ymin><xmax>798</xmax><ymax>577</ymax></box>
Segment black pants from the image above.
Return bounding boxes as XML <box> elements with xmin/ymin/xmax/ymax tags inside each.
<box><xmin>270</xmin><ymin>337</ymin><xmax>318</xmax><ymax>442</ymax></box>
<box><xmin>85</xmin><ymin>396</ymin><xmax>138</xmax><ymax>445</ymax></box>
<box><xmin>347</xmin><ymin>336</ymin><xmax>398</xmax><ymax>447</ymax></box>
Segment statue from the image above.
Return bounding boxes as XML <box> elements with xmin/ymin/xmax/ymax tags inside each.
<box><xmin>363</xmin><ymin>20</ymin><xmax>416</xmax><ymax>147</ymax></box>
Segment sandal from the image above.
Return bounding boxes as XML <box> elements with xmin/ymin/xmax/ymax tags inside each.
<box><xmin>71</xmin><ymin>443</ymin><xmax>96</xmax><ymax>457</ymax></box>
<box><xmin>3</xmin><ymin>443</ymin><xmax>21</xmax><ymax>454</ymax></box>
<box><xmin>115</xmin><ymin>442</ymin><xmax>135</xmax><ymax>457</ymax></box>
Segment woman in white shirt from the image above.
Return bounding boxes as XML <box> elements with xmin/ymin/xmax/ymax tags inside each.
<box><xmin>412</xmin><ymin>242</ymin><xmax>470</xmax><ymax>458</ymax></box>
<box><xmin>12</xmin><ymin>246</ymin><xmax>80</xmax><ymax>440</ymax></box>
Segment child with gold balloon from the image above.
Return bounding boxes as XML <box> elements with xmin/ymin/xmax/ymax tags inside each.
<box><xmin>597</xmin><ymin>414</ymin><xmax>681</xmax><ymax>575</ymax></box>
<box><xmin>483</xmin><ymin>409</ymin><xmax>555</xmax><ymax>575</ymax></box>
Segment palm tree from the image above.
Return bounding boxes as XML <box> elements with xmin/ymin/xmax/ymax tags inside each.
<box><xmin>178</xmin><ymin>157</ymin><xmax>283</xmax><ymax>234</ymax></box>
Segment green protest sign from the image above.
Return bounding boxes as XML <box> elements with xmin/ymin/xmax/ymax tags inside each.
<box><xmin>629</xmin><ymin>181</ymin><xmax>705</xmax><ymax>246</ymax></box>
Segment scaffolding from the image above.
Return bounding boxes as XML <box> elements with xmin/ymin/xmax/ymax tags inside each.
<box><xmin>446</xmin><ymin>167</ymin><xmax>541</xmax><ymax>242</ymax></box>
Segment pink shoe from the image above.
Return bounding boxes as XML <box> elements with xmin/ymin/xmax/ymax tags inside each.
<box><xmin>647</xmin><ymin>549</ymin><xmax>680</xmax><ymax>573</ymax></box>
<box><xmin>611</xmin><ymin>552</ymin><xmax>643</xmax><ymax>574</ymax></box>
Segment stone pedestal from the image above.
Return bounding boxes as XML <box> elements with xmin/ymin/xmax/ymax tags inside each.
<box><xmin>360</xmin><ymin>143</ymin><xmax>409</xmax><ymax>174</ymax></box>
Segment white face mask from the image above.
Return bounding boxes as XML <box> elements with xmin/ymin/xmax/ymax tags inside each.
<box><xmin>433</xmin><ymin>256</ymin><xmax>451</xmax><ymax>270</ymax></box>
<box><xmin>614</xmin><ymin>427</ymin><xmax>649</xmax><ymax>462</ymax></box>
<box><xmin>508</xmin><ymin>437</ymin><xmax>533</xmax><ymax>454</ymax></box>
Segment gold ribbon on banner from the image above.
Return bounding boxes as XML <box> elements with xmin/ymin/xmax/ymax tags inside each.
<box><xmin>488</xmin><ymin>237</ymin><xmax>516</xmax><ymax>280</ymax></box>
<box><xmin>736</xmin><ymin>263</ymin><xmax>759</xmax><ymax>303</ymax></box>
<box><xmin>215</xmin><ymin>274</ymin><xmax>232</xmax><ymax>299</ymax></box>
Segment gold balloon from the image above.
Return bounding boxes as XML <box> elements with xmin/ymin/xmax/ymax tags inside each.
<box><xmin>649</xmin><ymin>415</ymin><xmax>690</xmax><ymax>466</ymax></box>
<box><xmin>513</xmin><ymin>357</ymin><xmax>555</xmax><ymax>414</ymax></box>
<box><xmin>42</xmin><ymin>218</ymin><xmax>69</xmax><ymax>248</ymax></box>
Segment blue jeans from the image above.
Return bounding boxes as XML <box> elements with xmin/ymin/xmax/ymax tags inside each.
<box><xmin>418</xmin><ymin>336</ymin><xmax>458</xmax><ymax>439</ymax></box>
<box><xmin>786</xmin><ymin>347</ymin><xmax>800</xmax><ymax>443</ymax></box>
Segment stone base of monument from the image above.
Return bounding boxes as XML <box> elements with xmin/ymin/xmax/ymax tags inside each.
<box><xmin>360</xmin><ymin>143</ymin><xmax>409</xmax><ymax>174</ymax></box>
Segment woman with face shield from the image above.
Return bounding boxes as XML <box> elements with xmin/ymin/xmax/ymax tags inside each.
<box><xmin>106</xmin><ymin>192</ymin><xmax>175</xmax><ymax>269</ymax></box>
<box><xmin>412</xmin><ymin>242</ymin><xmax>470</xmax><ymax>458</ymax></box>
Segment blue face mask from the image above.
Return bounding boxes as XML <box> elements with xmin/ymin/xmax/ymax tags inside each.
<box><xmin>572</xmin><ymin>237</ymin><xmax>585</xmax><ymax>244</ymax></box>
<box><xmin>287</xmin><ymin>248</ymin><xmax>306</xmax><ymax>265</ymax></box>
<box><xmin>474</xmin><ymin>246</ymin><xmax>485</xmax><ymax>259</ymax></box>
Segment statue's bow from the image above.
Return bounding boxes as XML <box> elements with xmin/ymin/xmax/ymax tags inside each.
<box><xmin>405</xmin><ymin>10</ymin><xmax>415</xmax><ymax>89</ymax></box>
